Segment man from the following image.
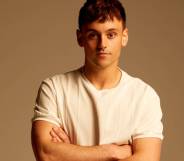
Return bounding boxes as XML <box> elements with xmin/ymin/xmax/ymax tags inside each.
<box><xmin>31</xmin><ymin>0</ymin><xmax>164</xmax><ymax>161</ymax></box>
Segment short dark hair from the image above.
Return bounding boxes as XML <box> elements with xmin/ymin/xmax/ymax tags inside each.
<box><xmin>78</xmin><ymin>0</ymin><xmax>126</xmax><ymax>30</ymax></box>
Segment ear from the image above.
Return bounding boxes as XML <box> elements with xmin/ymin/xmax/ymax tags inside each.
<box><xmin>121</xmin><ymin>28</ymin><xmax>128</xmax><ymax>47</ymax></box>
<box><xmin>76</xmin><ymin>29</ymin><xmax>83</xmax><ymax>47</ymax></box>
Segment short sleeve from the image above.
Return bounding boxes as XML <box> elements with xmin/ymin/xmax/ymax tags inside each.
<box><xmin>32</xmin><ymin>78</ymin><xmax>61</xmax><ymax>126</ymax></box>
<box><xmin>132</xmin><ymin>85</ymin><xmax>164</xmax><ymax>140</ymax></box>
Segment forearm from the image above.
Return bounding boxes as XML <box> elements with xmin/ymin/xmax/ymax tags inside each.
<box><xmin>117</xmin><ymin>155</ymin><xmax>135</xmax><ymax>161</ymax></box>
<box><xmin>118</xmin><ymin>154</ymin><xmax>160</xmax><ymax>161</ymax></box>
<box><xmin>118</xmin><ymin>147</ymin><xmax>161</xmax><ymax>161</ymax></box>
<box><xmin>118</xmin><ymin>153</ymin><xmax>144</xmax><ymax>161</ymax></box>
<box><xmin>37</xmin><ymin>142</ymin><xmax>115</xmax><ymax>161</ymax></box>
<box><xmin>31</xmin><ymin>121</ymin><xmax>131</xmax><ymax>161</ymax></box>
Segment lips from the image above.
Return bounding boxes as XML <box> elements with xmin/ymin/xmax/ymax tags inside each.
<box><xmin>96</xmin><ymin>53</ymin><xmax>110</xmax><ymax>59</ymax></box>
<box><xmin>97</xmin><ymin>52</ymin><xmax>110</xmax><ymax>55</ymax></box>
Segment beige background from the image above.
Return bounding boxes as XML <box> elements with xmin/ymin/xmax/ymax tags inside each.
<box><xmin>0</xmin><ymin>0</ymin><xmax>183</xmax><ymax>161</ymax></box>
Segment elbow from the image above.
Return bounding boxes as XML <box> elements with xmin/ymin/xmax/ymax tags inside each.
<box><xmin>40</xmin><ymin>152</ymin><xmax>55</xmax><ymax>161</ymax></box>
<box><xmin>32</xmin><ymin>142</ymin><xmax>57</xmax><ymax>161</ymax></box>
<box><xmin>33</xmin><ymin>148</ymin><xmax>56</xmax><ymax>161</ymax></box>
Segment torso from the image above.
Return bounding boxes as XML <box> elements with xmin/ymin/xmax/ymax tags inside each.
<box><xmin>52</xmin><ymin>67</ymin><xmax>149</xmax><ymax>145</ymax></box>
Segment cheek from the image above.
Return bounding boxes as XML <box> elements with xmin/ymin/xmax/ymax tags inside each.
<box><xmin>111</xmin><ymin>39</ymin><xmax>122</xmax><ymax>52</ymax></box>
<box><xmin>84</xmin><ymin>44</ymin><xmax>96</xmax><ymax>56</ymax></box>
<box><xmin>85</xmin><ymin>41</ymin><xmax>97</xmax><ymax>51</ymax></box>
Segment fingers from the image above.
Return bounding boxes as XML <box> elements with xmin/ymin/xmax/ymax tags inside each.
<box><xmin>50</xmin><ymin>130</ymin><xmax>62</xmax><ymax>143</ymax></box>
<box><xmin>50</xmin><ymin>126</ymin><xmax>71</xmax><ymax>144</ymax></box>
<box><xmin>111</xmin><ymin>143</ymin><xmax>133</xmax><ymax>160</ymax></box>
<box><xmin>120</xmin><ymin>144</ymin><xmax>133</xmax><ymax>157</ymax></box>
<box><xmin>52</xmin><ymin>137</ymin><xmax>61</xmax><ymax>143</ymax></box>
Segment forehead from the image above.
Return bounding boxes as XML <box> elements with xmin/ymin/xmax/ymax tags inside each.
<box><xmin>81</xmin><ymin>17</ymin><xmax>123</xmax><ymax>33</ymax></box>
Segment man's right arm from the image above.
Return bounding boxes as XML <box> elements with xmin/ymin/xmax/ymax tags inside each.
<box><xmin>31</xmin><ymin>120</ymin><xmax>132</xmax><ymax>161</ymax></box>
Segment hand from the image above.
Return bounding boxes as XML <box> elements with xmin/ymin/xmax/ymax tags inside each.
<box><xmin>50</xmin><ymin>126</ymin><xmax>71</xmax><ymax>144</ymax></box>
<box><xmin>110</xmin><ymin>143</ymin><xmax>132</xmax><ymax>160</ymax></box>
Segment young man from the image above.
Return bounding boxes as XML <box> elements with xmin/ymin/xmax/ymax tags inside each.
<box><xmin>31</xmin><ymin>0</ymin><xmax>163</xmax><ymax>161</ymax></box>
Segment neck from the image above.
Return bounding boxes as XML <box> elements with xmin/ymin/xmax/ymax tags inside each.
<box><xmin>81</xmin><ymin>64</ymin><xmax>122</xmax><ymax>90</ymax></box>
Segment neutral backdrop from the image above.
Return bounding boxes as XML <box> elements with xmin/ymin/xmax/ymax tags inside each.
<box><xmin>0</xmin><ymin>0</ymin><xmax>183</xmax><ymax>161</ymax></box>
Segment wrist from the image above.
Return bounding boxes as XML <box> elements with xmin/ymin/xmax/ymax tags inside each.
<box><xmin>100</xmin><ymin>144</ymin><xmax>116</xmax><ymax>161</ymax></box>
<box><xmin>109</xmin><ymin>144</ymin><xmax>120</xmax><ymax>160</ymax></box>
<box><xmin>108</xmin><ymin>144</ymin><xmax>132</xmax><ymax>160</ymax></box>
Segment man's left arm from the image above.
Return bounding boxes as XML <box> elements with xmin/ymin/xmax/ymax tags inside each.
<box><xmin>121</xmin><ymin>85</ymin><xmax>163</xmax><ymax>161</ymax></box>
<box><xmin>118</xmin><ymin>137</ymin><xmax>162</xmax><ymax>161</ymax></box>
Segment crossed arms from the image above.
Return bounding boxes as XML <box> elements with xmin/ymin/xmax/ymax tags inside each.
<box><xmin>31</xmin><ymin>120</ymin><xmax>162</xmax><ymax>161</ymax></box>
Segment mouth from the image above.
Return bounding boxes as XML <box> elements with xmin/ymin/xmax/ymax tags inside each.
<box><xmin>96</xmin><ymin>52</ymin><xmax>110</xmax><ymax>59</ymax></box>
<box><xmin>97</xmin><ymin>52</ymin><xmax>110</xmax><ymax>56</ymax></box>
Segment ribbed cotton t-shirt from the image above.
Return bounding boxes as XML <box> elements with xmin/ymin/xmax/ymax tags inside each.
<box><xmin>32</xmin><ymin>67</ymin><xmax>164</xmax><ymax>146</ymax></box>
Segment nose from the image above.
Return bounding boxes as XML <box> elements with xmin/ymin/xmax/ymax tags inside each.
<box><xmin>97</xmin><ymin>35</ymin><xmax>107</xmax><ymax>52</ymax></box>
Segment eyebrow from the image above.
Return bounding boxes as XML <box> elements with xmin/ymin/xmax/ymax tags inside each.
<box><xmin>85</xmin><ymin>28</ymin><xmax>119</xmax><ymax>33</ymax></box>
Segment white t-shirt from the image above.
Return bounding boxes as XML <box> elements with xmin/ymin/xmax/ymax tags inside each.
<box><xmin>32</xmin><ymin>67</ymin><xmax>164</xmax><ymax>146</ymax></box>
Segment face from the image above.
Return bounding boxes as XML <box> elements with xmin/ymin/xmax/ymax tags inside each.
<box><xmin>77</xmin><ymin>17</ymin><xmax>128</xmax><ymax>70</ymax></box>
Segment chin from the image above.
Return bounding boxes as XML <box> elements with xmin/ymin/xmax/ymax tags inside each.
<box><xmin>95</xmin><ymin>63</ymin><xmax>112</xmax><ymax>69</ymax></box>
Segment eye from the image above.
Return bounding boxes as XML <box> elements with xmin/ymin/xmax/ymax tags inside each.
<box><xmin>107</xmin><ymin>32</ymin><xmax>117</xmax><ymax>39</ymax></box>
<box><xmin>87</xmin><ymin>32</ymin><xmax>98</xmax><ymax>40</ymax></box>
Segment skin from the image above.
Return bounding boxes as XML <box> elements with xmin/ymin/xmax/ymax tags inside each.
<box><xmin>50</xmin><ymin>126</ymin><xmax>162</xmax><ymax>161</ymax></box>
<box><xmin>32</xmin><ymin>121</ymin><xmax>132</xmax><ymax>161</ymax></box>
<box><xmin>31</xmin><ymin>17</ymin><xmax>162</xmax><ymax>161</ymax></box>
<box><xmin>77</xmin><ymin>17</ymin><xmax>128</xmax><ymax>90</ymax></box>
